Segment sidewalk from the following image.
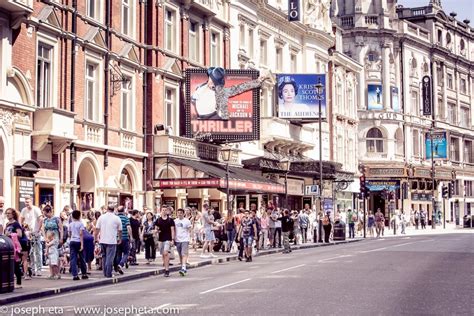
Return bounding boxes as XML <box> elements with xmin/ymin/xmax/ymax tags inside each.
<box><xmin>0</xmin><ymin>239</ymin><xmax>361</xmax><ymax>305</ymax></box>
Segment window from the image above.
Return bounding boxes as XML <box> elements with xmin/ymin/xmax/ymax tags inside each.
<box><xmin>86</xmin><ymin>0</ymin><xmax>100</xmax><ymax>20</ymax></box>
<box><xmin>85</xmin><ymin>63</ymin><xmax>100</xmax><ymax>122</ymax></box>
<box><xmin>395</xmin><ymin>128</ymin><xmax>404</xmax><ymax>156</ymax></box>
<box><xmin>336</xmin><ymin>135</ymin><xmax>343</xmax><ymax>164</ymax></box>
<box><xmin>239</xmin><ymin>24</ymin><xmax>245</xmax><ymax>47</ymax></box>
<box><xmin>347</xmin><ymin>87</ymin><xmax>354</xmax><ymax>117</ymax></box>
<box><xmin>461</xmin><ymin>107</ymin><xmax>470</xmax><ymax>128</ymax></box>
<box><xmin>447</xmin><ymin>73</ymin><xmax>453</xmax><ymax>89</ymax></box>
<box><xmin>336</xmin><ymin>82</ymin><xmax>342</xmax><ymax>113</ymax></box>
<box><xmin>276</xmin><ymin>47</ymin><xmax>282</xmax><ymax>71</ymax></box>
<box><xmin>121</xmin><ymin>76</ymin><xmax>133</xmax><ymax>131</ymax></box>
<box><xmin>465</xmin><ymin>181</ymin><xmax>473</xmax><ymax>197</ymax></box>
<box><xmin>165</xmin><ymin>8</ymin><xmax>176</xmax><ymax>52</ymax></box>
<box><xmin>37</xmin><ymin>42</ymin><xmax>53</xmax><ymax>108</ymax></box>
<box><xmin>122</xmin><ymin>0</ymin><xmax>132</xmax><ymax>36</ymax></box>
<box><xmin>411</xmin><ymin>90</ymin><xmax>419</xmax><ymax>113</ymax></box>
<box><xmin>465</xmin><ymin>140</ymin><xmax>473</xmax><ymax>163</ymax></box>
<box><xmin>413</xmin><ymin>129</ymin><xmax>420</xmax><ymax>157</ymax></box>
<box><xmin>259</xmin><ymin>40</ymin><xmax>267</xmax><ymax>65</ymax></box>
<box><xmin>248</xmin><ymin>28</ymin><xmax>254</xmax><ymax>58</ymax></box>
<box><xmin>448</xmin><ymin>103</ymin><xmax>457</xmax><ymax>124</ymax></box>
<box><xmin>290</xmin><ymin>54</ymin><xmax>297</xmax><ymax>72</ymax></box>
<box><xmin>460</xmin><ymin>78</ymin><xmax>467</xmax><ymax>94</ymax></box>
<box><xmin>450</xmin><ymin>137</ymin><xmax>460</xmax><ymax>161</ymax></box>
<box><xmin>189</xmin><ymin>21</ymin><xmax>199</xmax><ymax>62</ymax></box>
<box><xmin>210</xmin><ymin>32</ymin><xmax>220</xmax><ymax>66</ymax></box>
<box><xmin>367</xmin><ymin>52</ymin><xmax>377</xmax><ymax>62</ymax></box>
<box><xmin>348</xmin><ymin>139</ymin><xmax>354</xmax><ymax>170</ymax></box>
<box><xmin>165</xmin><ymin>87</ymin><xmax>178</xmax><ymax>134</ymax></box>
<box><xmin>366</xmin><ymin>128</ymin><xmax>384</xmax><ymax>153</ymax></box>
<box><xmin>437</xmin><ymin>29</ymin><xmax>442</xmax><ymax>45</ymax></box>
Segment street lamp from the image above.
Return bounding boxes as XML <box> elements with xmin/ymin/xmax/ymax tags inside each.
<box><xmin>280</xmin><ymin>158</ymin><xmax>291</xmax><ymax>209</ymax></box>
<box><xmin>221</xmin><ymin>144</ymin><xmax>232</xmax><ymax>217</ymax></box>
<box><xmin>315</xmin><ymin>79</ymin><xmax>324</xmax><ymax>217</ymax></box>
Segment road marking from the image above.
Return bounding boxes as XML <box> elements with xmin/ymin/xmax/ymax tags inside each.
<box><xmin>199</xmin><ymin>278</ymin><xmax>251</xmax><ymax>294</ymax></box>
<box><xmin>318</xmin><ymin>255</ymin><xmax>352</xmax><ymax>262</ymax></box>
<box><xmin>271</xmin><ymin>264</ymin><xmax>306</xmax><ymax>274</ymax></box>
<box><xmin>360</xmin><ymin>238</ymin><xmax>435</xmax><ymax>253</ymax></box>
<box><xmin>156</xmin><ymin>303</ymin><xmax>171</xmax><ymax>309</ymax></box>
<box><xmin>360</xmin><ymin>247</ymin><xmax>387</xmax><ymax>253</ymax></box>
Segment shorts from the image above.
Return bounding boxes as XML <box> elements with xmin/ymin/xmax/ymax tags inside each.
<box><xmin>159</xmin><ymin>241</ymin><xmax>171</xmax><ymax>255</ymax></box>
<box><xmin>242</xmin><ymin>236</ymin><xmax>253</xmax><ymax>247</ymax></box>
<box><xmin>204</xmin><ymin>228</ymin><xmax>215</xmax><ymax>241</ymax></box>
<box><xmin>175</xmin><ymin>242</ymin><xmax>189</xmax><ymax>257</ymax></box>
<box><xmin>20</xmin><ymin>240</ymin><xmax>30</xmax><ymax>252</ymax></box>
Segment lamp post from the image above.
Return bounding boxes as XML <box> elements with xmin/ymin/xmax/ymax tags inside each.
<box><xmin>315</xmin><ymin>80</ymin><xmax>324</xmax><ymax>216</ymax></box>
<box><xmin>280</xmin><ymin>158</ymin><xmax>291</xmax><ymax>210</ymax></box>
<box><xmin>221</xmin><ymin>144</ymin><xmax>232</xmax><ymax>217</ymax></box>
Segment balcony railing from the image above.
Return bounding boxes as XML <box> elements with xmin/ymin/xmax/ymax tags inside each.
<box><xmin>340</xmin><ymin>16</ymin><xmax>354</xmax><ymax>28</ymax></box>
<box><xmin>120</xmin><ymin>131</ymin><xmax>136</xmax><ymax>151</ymax></box>
<box><xmin>365</xmin><ymin>15</ymin><xmax>378</xmax><ymax>26</ymax></box>
<box><xmin>85</xmin><ymin>124</ymin><xmax>104</xmax><ymax>144</ymax></box>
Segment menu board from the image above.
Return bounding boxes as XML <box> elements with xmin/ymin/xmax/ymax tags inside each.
<box><xmin>17</xmin><ymin>177</ymin><xmax>35</xmax><ymax>211</ymax></box>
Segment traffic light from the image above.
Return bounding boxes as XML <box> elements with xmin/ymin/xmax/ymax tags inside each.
<box><xmin>442</xmin><ymin>185</ymin><xmax>448</xmax><ymax>198</ymax></box>
<box><xmin>360</xmin><ymin>175</ymin><xmax>366</xmax><ymax>196</ymax></box>
<box><xmin>448</xmin><ymin>182</ymin><xmax>454</xmax><ymax>198</ymax></box>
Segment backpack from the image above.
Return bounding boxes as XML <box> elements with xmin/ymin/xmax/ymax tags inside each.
<box><xmin>351</xmin><ymin>213</ymin><xmax>358</xmax><ymax>222</ymax></box>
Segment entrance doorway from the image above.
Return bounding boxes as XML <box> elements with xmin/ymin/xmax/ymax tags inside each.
<box><xmin>76</xmin><ymin>159</ymin><xmax>97</xmax><ymax>214</ymax></box>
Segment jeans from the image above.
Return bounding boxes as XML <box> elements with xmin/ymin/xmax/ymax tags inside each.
<box><xmin>29</xmin><ymin>233</ymin><xmax>43</xmax><ymax>274</ymax></box>
<box><xmin>323</xmin><ymin>224</ymin><xmax>332</xmax><ymax>243</ymax></box>
<box><xmin>70</xmin><ymin>241</ymin><xmax>87</xmax><ymax>277</ymax></box>
<box><xmin>300</xmin><ymin>227</ymin><xmax>308</xmax><ymax>243</ymax></box>
<box><xmin>226</xmin><ymin>230</ymin><xmax>235</xmax><ymax>251</ymax></box>
<box><xmin>14</xmin><ymin>261</ymin><xmax>22</xmax><ymax>285</ymax></box>
<box><xmin>282</xmin><ymin>231</ymin><xmax>291</xmax><ymax>252</ymax></box>
<box><xmin>268</xmin><ymin>228</ymin><xmax>275</xmax><ymax>246</ymax></box>
<box><xmin>259</xmin><ymin>228</ymin><xmax>269</xmax><ymax>249</ymax></box>
<box><xmin>349</xmin><ymin>223</ymin><xmax>355</xmax><ymax>238</ymax></box>
<box><xmin>273</xmin><ymin>228</ymin><xmax>282</xmax><ymax>247</ymax></box>
<box><xmin>114</xmin><ymin>239</ymin><xmax>130</xmax><ymax>268</ymax></box>
<box><xmin>401</xmin><ymin>222</ymin><xmax>406</xmax><ymax>234</ymax></box>
<box><xmin>238</xmin><ymin>238</ymin><xmax>245</xmax><ymax>258</ymax></box>
<box><xmin>101</xmin><ymin>244</ymin><xmax>117</xmax><ymax>278</ymax></box>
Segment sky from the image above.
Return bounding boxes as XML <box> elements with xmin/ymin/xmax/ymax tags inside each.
<box><xmin>398</xmin><ymin>0</ymin><xmax>474</xmax><ymax>22</ymax></box>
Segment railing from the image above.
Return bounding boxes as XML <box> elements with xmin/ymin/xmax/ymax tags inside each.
<box><xmin>412</xmin><ymin>8</ymin><xmax>425</xmax><ymax>16</ymax></box>
<box><xmin>365</xmin><ymin>15</ymin><xmax>378</xmax><ymax>26</ymax></box>
<box><xmin>340</xmin><ymin>16</ymin><xmax>354</xmax><ymax>28</ymax></box>
<box><xmin>120</xmin><ymin>132</ymin><xmax>136</xmax><ymax>151</ymax></box>
<box><xmin>85</xmin><ymin>124</ymin><xmax>103</xmax><ymax>144</ymax></box>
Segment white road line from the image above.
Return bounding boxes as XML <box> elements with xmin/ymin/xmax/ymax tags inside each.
<box><xmin>199</xmin><ymin>278</ymin><xmax>251</xmax><ymax>294</ymax></box>
<box><xmin>360</xmin><ymin>238</ymin><xmax>435</xmax><ymax>253</ymax></box>
<box><xmin>271</xmin><ymin>264</ymin><xmax>306</xmax><ymax>274</ymax></box>
<box><xmin>156</xmin><ymin>303</ymin><xmax>171</xmax><ymax>309</ymax></box>
<box><xmin>318</xmin><ymin>255</ymin><xmax>352</xmax><ymax>263</ymax></box>
<box><xmin>360</xmin><ymin>247</ymin><xmax>388</xmax><ymax>253</ymax></box>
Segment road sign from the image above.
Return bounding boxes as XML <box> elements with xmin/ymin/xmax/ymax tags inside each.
<box><xmin>305</xmin><ymin>185</ymin><xmax>319</xmax><ymax>196</ymax></box>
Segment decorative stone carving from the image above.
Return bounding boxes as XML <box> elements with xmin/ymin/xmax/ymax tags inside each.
<box><xmin>304</xmin><ymin>0</ymin><xmax>332</xmax><ymax>33</ymax></box>
<box><xmin>0</xmin><ymin>109</ymin><xmax>14</xmax><ymax>135</ymax></box>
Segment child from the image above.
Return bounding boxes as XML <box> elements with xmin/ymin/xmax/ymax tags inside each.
<box><xmin>10</xmin><ymin>233</ymin><xmax>23</xmax><ymax>288</ymax></box>
<box><xmin>45</xmin><ymin>230</ymin><xmax>60</xmax><ymax>279</ymax></box>
<box><xmin>68</xmin><ymin>210</ymin><xmax>88</xmax><ymax>280</ymax></box>
<box><xmin>59</xmin><ymin>241</ymin><xmax>69</xmax><ymax>274</ymax></box>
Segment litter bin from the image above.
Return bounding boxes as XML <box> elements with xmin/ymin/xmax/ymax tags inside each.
<box><xmin>333</xmin><ymin>221</ymin><xmax>346</xmax><ymax>241</ymax></box>
<box><xmin>0</xmin><ymin>235</ymin><xmax>15</xmax><ymax>293</ymax></box>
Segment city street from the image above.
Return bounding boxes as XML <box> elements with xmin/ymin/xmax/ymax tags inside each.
<box><xmin>4</xmin><ymin>233</ymin><xmax>473</xmax><ymax>316</ymax></box>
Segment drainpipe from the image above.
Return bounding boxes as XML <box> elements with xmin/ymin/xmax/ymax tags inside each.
<box><xmin>142</xmin><ymin>0</ymin><xmax>149</xmax><ymax>202</ymax></box>
<box><xmin>104</xmin><ymin>0</ymin><xmax>111</xmax><ymax>167</ymax></box>
<box><xmin>400</xmin><ymin>38</ymin><xmax>406</xmax><ymax>213</ymax></box>
<box><xmin>69</xmin><ymin>0</ymin><xmax>77</xmax><ymax>209</ymax></box>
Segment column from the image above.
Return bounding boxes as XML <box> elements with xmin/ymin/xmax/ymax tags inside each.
<box><xmin>357</xmin><ymin>44</ymin><xmax>366</xmax><ymax>110</ymax></box>
<box><xmin>382</xmin><ymin>43</ymin><xmax>391</xmax><ymax>110</ymax></box>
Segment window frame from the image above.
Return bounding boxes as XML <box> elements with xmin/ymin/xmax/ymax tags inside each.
<box><xmin>450</xmin><ymin>137</ymin><xmax>460</xmax><ymax>162</ymax></box>
<box><xmin>36</xmin><ymin>33</ymin><xmax>58</xmax><ymax>109</ymax></box>
<box><xmin>164</xmin><ymin>6</ymin><xmax>178</xmax><ymax>53</ymax></box>
<box><xmin>84</xmin><ymin>60</ymin><xmax>101</xmax><ymax>122</ymax></box>
<box><xmin>164</xmin><ymin>83</ymin><xmax>180</xmax><ymax>134</ymax></box>
<box><xmin>120</xmin><ymin>70</ymin><xmax>135</xmax><ymax>132</ymax></box>
<box><xmin>188</xmin><ymin>20</ymin><xmax>201</xmax><ymax>63</ymax></box>
<box><xmin>86</xmin><ymin>0</ymin><xmax>102</xmax><ymax>22</ymax></box>
<box><xmin>121</xmin><ymin>0</ymin><xmax>134</xmax><ymax>38</ymax></box>
<box><xmin>259</xmin><ymin>39</ymin><xmax>267</xmax><ymax>65</ymax></box>
<box><xmin>366</xmin><ymin>128</ymin><xmax>384</xmax><ymax>153</ymax></box>
<box><xmin>210</xmin><ymin>29</ymin><xmax>222</xmax><ymax>66</ymax></box>
<box><xmin>275</xmin><ymin>47</ymin><xmax>283</xmax><ymax>72</ymax></box>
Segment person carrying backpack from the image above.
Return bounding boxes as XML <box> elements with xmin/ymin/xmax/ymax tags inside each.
<box><xmin>347</xmin><ymin>209</ymin><xmax>356</xmax><ymax>239</ymax></box>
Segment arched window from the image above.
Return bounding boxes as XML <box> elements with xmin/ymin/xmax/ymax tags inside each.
<box><xmin>366</xmin><ymin>128</ymin><xmax>384</xmax><ymax>153</ymax></box>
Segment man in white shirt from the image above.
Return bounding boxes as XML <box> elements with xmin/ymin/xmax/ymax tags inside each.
<box><xmin>20</xmin><ymin>196</ymin><xmax>43</xmax><ymax>276</ymax></box>
<box><xmin>94</xmin><ymin>204</ymin><xmax>122</xmax><ymax>278</ymax></box>
<box><xmin>174</xmin><ymin>208</ymin><xmax>192</xmax><ymax>276</ymax></box>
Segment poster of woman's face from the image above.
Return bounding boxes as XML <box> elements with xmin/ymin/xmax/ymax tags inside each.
<box><xmin>120</xmin><ymin>196</ymin><xmax>133</xmax><ymax>211</ymax></box>
<box><xmin>80</xmin><ymin>192</ymin><xmax>94</xmax><ymax>212</ymax></box>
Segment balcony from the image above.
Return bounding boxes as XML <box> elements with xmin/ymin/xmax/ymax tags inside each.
<box><xmin>190</xmin><ymin>0</ymin><xmax>228</xmax><ymax>22</ymax></box>
<box><xmin>32</xmin><ymin>108</ymin><xmax>76</xmax><ymax>153</ymax></box>
<box><xmin>261</xmin><ymin>117</ymin><xmax>314</xmax><ymax>153</ymax></box>
<box><xmin>0</xmin><ymin>0</ymin><xmax>33</xmax><ymax>14</ymax></box>
<box><xmin>340</xmin><ymin>16</ymin><xmax>354</xmax><ymax>28</ymax></box>
<box><xmin>153</xmin><ymin>135</ymin><xmax>241</xmax><ymax>165</ymax></box>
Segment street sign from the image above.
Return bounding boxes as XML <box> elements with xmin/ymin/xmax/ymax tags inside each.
<box><xmin>288</xmin><ymin>0</ymin><xmax>301</xmax><ymax>22</ymax></box>
<box><xmin>422</xmin><ymin>75</ymin><xmax>432</xmax><ymax>116</ymax></box>
<box><xmin>305</xmin><ymin>185</ymin><xmax>319</xmax><ymax>196</ymax></box>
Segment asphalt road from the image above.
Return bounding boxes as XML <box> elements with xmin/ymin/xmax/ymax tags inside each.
<box><xmin>3</xmin><ymin>233</ymin><xmax>473</xmax><ymax>316</ymax></box>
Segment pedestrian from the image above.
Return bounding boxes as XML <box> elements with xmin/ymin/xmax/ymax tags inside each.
<box><xmin>420</xmin><ymin>209</ymin><xmax>427</xmax><ymax>229</ymax></box>
<box><xmin>347</xmin><ymin>209</ymin><xmax>356</xmax><ymax>239</ymax></box>
<box><xmin>141</xmin><ymin>212</ymin><xmax>156</xmax><ymax>263</ymax></box>
<box><xmin>298</xmin><ymin>209</ymin><xmax>310</xmax><ymax>244</ymax></box>
<box><xmin>375</xmin><ymin>208</ymin><xmax>384</xmax><ymax>238</ymax></box>
<box><xmin>272</xmin><ymin>209</ymin><xmax>282</xmax><ymax>248</ymax></box>
<box><xmin>224</xmin><ymin>212</ymin><xmax>236</xmax><ymax>252</ymax></box>
<box><xmin>113</xmin><ymin>206</ymin><xmax>131</xmax><ymax>274</ymax></box>
<box><xmin>391</xmin><ymin>211</ymin><xmax>399</xmax><ymax>235</ymax></box>
<box><xmin>69</xmin><ymin>210</ymin><xmax>88</xmax><ymax>280</ymax></box>
<box><xmin>259</xmin><ymin>210</ymin><xmax>269</xmax><ymax>250</ymax></box>
<box><xmin>155</xmin><ymin>208</ymin><xmax>176</xmax><ymax>277</ymax></box>
<box><xmin>10</xmin><ymin>232</ymin><xmax>23</xmax><ymax>288</ymax></box>
<box><xmin>237</xmin><ymin>210</ymin><xmax>258</xmax><ymax>261</ymax></box>
<box><xmin>400</xmin><ymin>210</ymin><xmax>407</xmax><ymax>234</ymax></box>
<box><xmin>267</xmin><ymin>209</ymin><xmax>275</xmax><ymax>248</ymax></box>
<box><xmin>0</xmin><ymin>196</ymin><xmax>5</xmax><ymax>235</ymax></box>
<box><xmin>4</xmin><ymin>208</ymin><xmax>27</xmax><ymax>286</ymax></box>
<box><xmin>20</xmin><ymin>196</ymin><xmax>43</xmax><ymax>277</ymax></box>
<box><xmin>322</xmin><ymin>211</ymin><xmax>332</xmax><ymax>243</ymax></box>
<box><xmin>278</xmin><ymin>209</ymin><xmax>293</xmax><ymax>253</ymax></box>
<box><xmin>367</xmin><ymin>211</ymin><xmax>375</xmax><ymax>237</ymax></box>
<box><xmin>250</xmin><ymin>210</ymin><xmax>261</xmax><ymax>251</ymax></box>
<box><xmin>44</xmin><ymin>230</ymin><xmax>60</xmax><ymax>279</ymax></box>
<box><xmin>200</xmin><ymin>205</ymin><xmax>217</xmax><ymax>258</ymax></box>
<box><xmin>191</xmin><ymin>208</ymin><xmax>202</xmax><ymax>250</ymax></box>
<box><xmin>174</xmin><ymin>208</ymin><xmax>191</xmax><ymax>276</ymax></box>
<box><xmin>129</xmin><ymin>210</ymin><xmax>141</xmax><ymax>265</ymax></box>
<box><xmin>94</xmin><ymin>204</ymin><xmax>122</xmax><ymax>278</ymax></box>
<box><xmin>414</xmin><ymin>210</ymin><xmax>420</xmax><ymax>229</ymax></box>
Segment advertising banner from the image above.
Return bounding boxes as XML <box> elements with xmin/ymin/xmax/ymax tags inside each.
<box><xmin>391</xmin><ymin>86</ymin><xmax>400</xmax><ymax>112</ymax></box>
<box><xmin>425</xmin><ymin>132</ymin><xmax>447</xmax><ymax>159</ymax></box>
<box><xmin>368</xmin><ymin>84</ymin><xmax>383</xmax><ymax>110</ymax></box>
<box><xmin>185</xmin><ymin>68</ymin><xmax>260</xmax><ymax>142</ymax></box>
<box><xmin>276</xmin><ymin>74</ymin><xmax>326</xmax><ymax>120</ymax></box>
<box><xmin>366</xmin><ymin>180</ymin><xmax>400</xmax><ymax>192</ymax></box>
<box><xmin>422</xmin><ymin>75</ymin><xmax>432</xmax><ymax>116</ymax></box>
<box><xmin>288</xmin><ymin>0</ymin><xmax>301</xmax><ymax>22</ymax></box>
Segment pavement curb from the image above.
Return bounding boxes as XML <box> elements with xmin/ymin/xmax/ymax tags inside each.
<box><xmin>0</xmin><ymin>238</ymin><xmax>362</xmax><ymax>305</ymax></box>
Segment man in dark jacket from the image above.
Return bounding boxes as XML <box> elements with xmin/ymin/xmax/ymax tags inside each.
<box><xmin>278</xmin><ymin>210</ymin><xmax>293</xmax><ymax>253</ymax></box>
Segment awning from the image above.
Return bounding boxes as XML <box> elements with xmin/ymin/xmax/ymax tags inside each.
<box><xmin>155</xmin><ymin>158</ymin><xmax>285</xmax><ymax>194</ymax></box>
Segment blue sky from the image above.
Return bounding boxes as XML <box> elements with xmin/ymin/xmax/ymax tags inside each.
<box><xmin>398</xmin><ymin>0</ymin><xmax>474</xmax><ymax>22</ymax></box>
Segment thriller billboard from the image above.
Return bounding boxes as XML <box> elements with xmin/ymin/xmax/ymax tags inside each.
<box><xmin>185</xmin><ymin>68</ymin><xmax>261</xmax><ymax>142</ymax></box>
